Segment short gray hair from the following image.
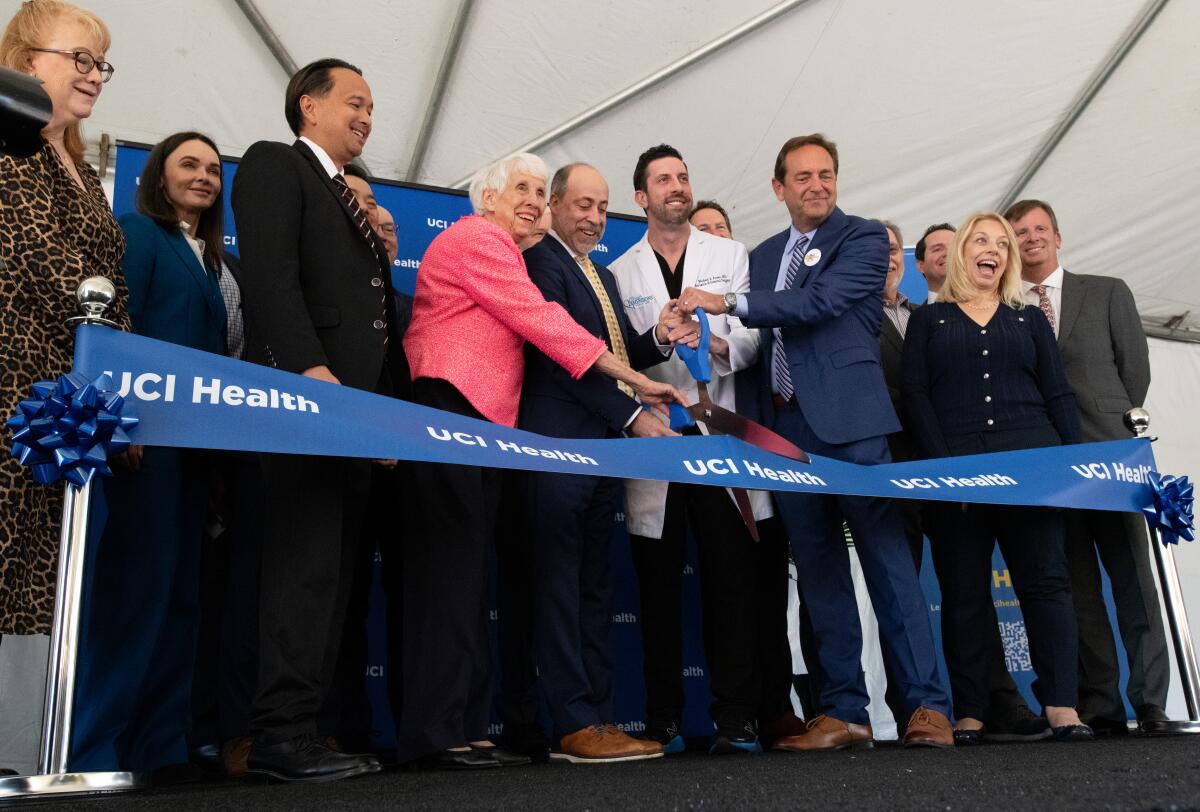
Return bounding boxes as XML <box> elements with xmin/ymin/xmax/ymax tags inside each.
<box><xmin>876</xmin><ymin>219</ymin><xmax>903</xmax><ymax>246</ymax></box>
<box><xmin>468</xmin><ymin>153</ymin><xmax>549</xmax><ymax>214</ymax></box>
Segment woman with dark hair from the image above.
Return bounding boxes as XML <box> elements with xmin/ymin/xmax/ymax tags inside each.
<box><xmin>70</xmin><ymin>131</ymin><xmax>237</xmax><ymax>775</ymax></box>
<box><xmin>902</xmin><ymin>212</ymin><xmax>1092</xmax><ymax>744</ymax></box>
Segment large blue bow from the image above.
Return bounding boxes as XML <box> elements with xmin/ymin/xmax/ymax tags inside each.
<box><xmin>6</xmin><ymin>373</ymin><xmax>138</xmax><ymax>487</ymax></box>
<box><xmin>1144</xmin><ymin>473</ymin><xmax>1195</xmax><ymax>546</ymax></box>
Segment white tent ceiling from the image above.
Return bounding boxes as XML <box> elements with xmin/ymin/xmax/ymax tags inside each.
<box><xmin>7</xmin><ymin>0</ymin><xmax>1199</xmax><ymax>331</ymax></box>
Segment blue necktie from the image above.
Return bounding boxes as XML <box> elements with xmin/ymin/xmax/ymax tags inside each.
<box><xmin>771</xmin><ymin>235</ymin><xmax>809</xmax><ymax>401</ymax></box>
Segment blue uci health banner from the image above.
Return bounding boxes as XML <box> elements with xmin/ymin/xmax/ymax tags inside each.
<box><xmin>113</xmin><ymin>143</ymin><xmax>648</xmax><ymax>298</ymax></box>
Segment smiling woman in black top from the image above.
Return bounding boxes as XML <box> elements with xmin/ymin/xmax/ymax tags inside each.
<box><xmin>902</xmin><ymin>212</ymin><xmax>1092</xmax><ymax>744</ymax></box>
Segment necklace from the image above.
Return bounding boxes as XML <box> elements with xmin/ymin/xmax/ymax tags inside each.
<box><xmin>961</xmin><ymin>298</ymin><xmax>999</xmax><ymax>311</ymax></box>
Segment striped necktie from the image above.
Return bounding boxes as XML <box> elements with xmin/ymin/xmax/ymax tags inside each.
<box><xmin>576</xmin><ymin>255</ymin><xmax>635</xmax><ymax>398</ymax></box>
<box><xmin>333</xmin><ymin>174</ymin><xmax>380</xmax><ymax>251</ymax></box>
<box><xmin>333</xmin><ymin>173</ymin><xmax>389</xmax><ymax>343</ymax></box>
<box><xmin>771</xmin><ymin>235</ymin><xmax>809</xmax><ymax>401</ymax></box>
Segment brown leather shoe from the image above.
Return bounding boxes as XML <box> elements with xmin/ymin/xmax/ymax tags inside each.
<box><xmin>551</xmin><ymin>724</ymin><xmax>664</xmax><ymax>763</ymax></box>
<box><xmin>902</xmin><ymin>707</ymin><xmax>954</xmax><ymax>748</ymax></box>
<box><xmin>220</xmin><ymin>735</ymin><xmax>253</xmax><ymax>778</ymax></box>
<box><xmin>604</xmin><ymin>724</ymin><xmax>664</xmax><ymax>756</ymax></box>
<box><xmin>773</xmin><ymin>715</ymin><xmax>873</xmax><ymax>752</ymax></box>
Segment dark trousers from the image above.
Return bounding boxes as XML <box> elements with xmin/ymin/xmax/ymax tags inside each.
<box><xmin>922</xmin><ymin>504</ymin><xmax>1030</xmax><ymax>726</ymax></box>
<box><xmin>251</xmin><ymin>451</ymin><xmax>371</xmax><ymax>742</ymax></box>
<box><xmin>530</xmin><ymin>471</ymin><xmax>618</xmax><ymax>736</ymax></box>
<box><xmin>72</xmin><ymin>448</ymin><xmax>207</xmax><ymax>771</ymax></box>
<box><xmin>754</xmin><ymin>517</ymin><xmax>794</xmax><ymax>724</ymax></box>
<box><xmin>191</xmin><ymin>453</ymin><xmax>264</xmax><ymax>748</ymax></box>
<box><xmin>397</xmin><ymin>378</ymin><xmax>500</xmax><ymax>761</ymax></box>
<box><xmin>936</xmin><ymin>501</ymin><xmax>1078</xmax><ymax>719</ymax></box>
<box><xmin>629</xmin><ymin>483</ymin><xmax>763</xmax><ymax>729</ymax></box>
<box><xmin>319</xmin><ymin>465</ymin><xmax>397</xmax><ymax>751</ymax></box>
<box><xmin>1066</xmin><ymin>509</ymin><xmax>1169</xmax><ymax>721</ymax></box>
<box><xmin>494</xmin><ymin>471</ymin><xmax>541</xmax><ymax>734</ymax></box>
<box><xmin>772</xmin><ymin>403</ymin><xmax>949</xmax><ymax>727</ymax></box>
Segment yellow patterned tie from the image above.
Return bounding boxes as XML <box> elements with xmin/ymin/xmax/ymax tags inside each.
<box><xmin>576</xmin><ymin>255</ymin><xmax>635</xmax><ymax>398</ymax></box>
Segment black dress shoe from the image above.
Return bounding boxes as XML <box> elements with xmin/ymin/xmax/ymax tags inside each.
<box><xmin>471</xmin><ymin>744</ymin><xmax>531</xmax><ymax>767</ymax></box>
<box><xmin>1082</xmin><ymin>716</ymin><xmax>1131</xmax><ymax>736</ymax></box>
<box><xmin>953</xmin><ymin>727</ymin><xmax>985</xmax><ymax>746</ymax></box>
<box><xmin>985</xmin><ymin>708</ymin><xmax>1051</xmax><ymax>742</ymax></box>
<box><xmin>1050</xmin><ymin>724</ymin><xmax>1095</xmax><ymax>742</ymax></box>
<box><xmin>247</xmin><ymin>734</ymin><xmax>382</xmax><ymax>783</ymax></box>
<box><xmin>422</xmin><ymin>748</ymin><xmax>501</xmax><ymax>770</ymax></box>
<box><xmin>499</xmin><ymin>722</ymin><xmax>551</xmax><ymax>763</ymax></box>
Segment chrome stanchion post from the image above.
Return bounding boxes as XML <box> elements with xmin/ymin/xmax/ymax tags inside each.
<box><xmin>1125</xmin><ymin>407</ymin><xmax>1200</xmax><ymax>735</ymax></box>
<box><xmin>0</xmin><ymin>278</ymin><xmax>145</xmax><ymax>798</ymax></box>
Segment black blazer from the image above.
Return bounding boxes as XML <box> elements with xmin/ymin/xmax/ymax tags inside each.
<box><xmin>231</xmin><ymin>139</ymin><xmax>395</xmax><ymax>393</ymax></box>
<box><xmin>519</xmin><ymin>236</ymin><xmax>666</xmax><ymax>439</ymax></box>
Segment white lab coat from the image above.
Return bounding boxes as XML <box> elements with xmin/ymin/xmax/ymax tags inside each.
<box><xmin>609</xmin><ymin>226</ymin><xmax>773</xmax><ymax>539</ymax></box>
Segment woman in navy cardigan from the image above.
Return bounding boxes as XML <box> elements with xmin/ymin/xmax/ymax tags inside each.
<box><xmin>73</xmin><ymin>132</ymin><xmax>232</xmax><ymax>774</ymax></box>
<box><xmin>901</xmin><ymin>212</ymin><xmax>1092</xmax><ymax>744</ymax></box>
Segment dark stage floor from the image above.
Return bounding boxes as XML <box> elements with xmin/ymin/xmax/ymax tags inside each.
<box><xmin>15</xmin><ymin>736</ymin><xmax>1200</xmax><ymax>811</ymax></box>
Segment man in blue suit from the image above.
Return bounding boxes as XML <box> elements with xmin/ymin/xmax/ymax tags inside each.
<box><xmin>679</xmin><ymin>134</ymin><xmax>952</xmax><ymax>750</ymax></box>
<box><xmin>519</xmin><ymin>163</ymin><xmax>690</xmax><ymax>763</ymax></box>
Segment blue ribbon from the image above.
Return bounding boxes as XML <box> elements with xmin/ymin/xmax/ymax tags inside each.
<box><xmin>1144</xmin><ymin>473</ymin><xmax>1195</xmax><ymax>545</ymax></box>
<box><xmin>48</xmin><ymin>325</ymin><xmax>1181</xmax><ymax>516</ymax></box>
<box><xmin>6</xmin><ymin>372</ymin><xmax>138</xmax><ymax>487</ymax></box>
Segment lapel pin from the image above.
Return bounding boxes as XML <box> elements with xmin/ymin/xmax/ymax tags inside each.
<box><xmin>804</xmin><ymin>248</ymin><xmax>822</xmax><ymax>267</ymax></box>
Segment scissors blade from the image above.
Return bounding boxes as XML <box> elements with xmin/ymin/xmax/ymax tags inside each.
<box><xmin>687</xmin><ymin>397</ymin><xmax>810</xmax><ymax>463</ymax></box>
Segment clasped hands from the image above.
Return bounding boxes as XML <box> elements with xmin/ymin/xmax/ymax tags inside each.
<box><xmin>656</xmin><ymin>292</ymin><xmax>730</xmax><ymax>361</ymax></box>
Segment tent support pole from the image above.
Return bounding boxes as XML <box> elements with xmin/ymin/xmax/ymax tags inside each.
<box><xmin>406</xmin><ymin>0</ymin><xmax>475</xmax><ymax>182</ymax></box>
<box><xmin>994</xmin><ymin>0</ymin><xmax>1169</xmax><ymax>212</ymax></box>
<box><xmin>450</xmin><ymin>0</ymin><xmax>816</xmax><ymax>189</ymax></box>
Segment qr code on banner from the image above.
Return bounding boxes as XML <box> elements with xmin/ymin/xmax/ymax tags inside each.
<box><xmin>999</xmin><ymin>621</ymin><xmax>1033</xmax><ymax>672</ymax></box>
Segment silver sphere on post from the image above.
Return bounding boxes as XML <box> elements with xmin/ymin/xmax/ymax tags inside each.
<box><xmin>67</xmin><ymin>276</ymin><xmax>119</xmax><ymax>327</ymax></box>
<box><xmin>1124</xmin><ymin>407</ymin><xmax>1151</xmax><ymax>439</ymax></box>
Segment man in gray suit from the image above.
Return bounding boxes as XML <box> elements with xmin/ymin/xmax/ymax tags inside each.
<box><xmin>1006</xmin><ymin>199</ymin><xmax>1168</xmax><ymax>733</ymax></box>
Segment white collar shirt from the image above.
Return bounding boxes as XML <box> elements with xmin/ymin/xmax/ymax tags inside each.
<box><xmin>1022</xmin><ymin>264</ymin><xmax>1064</xmax><ymax>337</ymax></box>
<box><xmin>299</xmin><ymin>135</ymin><xmax>340</xmax><ymax>178</ymax></box>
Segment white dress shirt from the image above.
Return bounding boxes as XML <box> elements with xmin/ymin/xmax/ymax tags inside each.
<box><xmin>1022</xmin><ymin>265</ymin><xmax>1064</xmax><ymax>337</ymax></box>
<box><xmin>299</xmin><ymin>135</ymin><xmax>340</xmax><ymax>178</ymax></box>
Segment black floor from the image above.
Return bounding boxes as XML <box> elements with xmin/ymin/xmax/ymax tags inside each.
<box><xmin>15</xmin><ymin>736</ymin><xmax>1200</xmax><ymax>811</ymax></box>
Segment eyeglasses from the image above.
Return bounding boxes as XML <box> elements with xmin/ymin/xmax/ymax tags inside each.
<box><xmin>29</xmin><ymin>48</ymin><xmax>114</xmax><ymax>82</ymax></box>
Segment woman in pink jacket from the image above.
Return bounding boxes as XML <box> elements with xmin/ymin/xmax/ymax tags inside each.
<box><xmin>398</xmin><ymin>153</ymin><xmax>683</xmax><ymax>769</ymax></box>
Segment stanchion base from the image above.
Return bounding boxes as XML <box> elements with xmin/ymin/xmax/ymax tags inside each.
<box><xmin>0</xmin><ymin>770</ymin><xmax>144</xmax><ymax>800</ymax></box>
<box><xmin>1139</xmin><ymin>719</ymin><xmax>1200</xmax><ymax>737</ymax></box>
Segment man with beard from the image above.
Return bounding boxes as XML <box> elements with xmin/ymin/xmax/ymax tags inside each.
<box><xmin>611</xmin><ymin>145</ymin><xmax>792</xmax><ymax>754</ymax></box>
<box><xmin>519</xmin><ymin>162</ymin><xmax>684</xmax><ymax>763</ymax></box>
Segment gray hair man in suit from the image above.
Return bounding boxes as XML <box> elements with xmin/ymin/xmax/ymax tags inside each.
<box><xmin>1006</xmin><ymin>199</ymin><xmax>1167</xmax><ymax>734</ymax></box>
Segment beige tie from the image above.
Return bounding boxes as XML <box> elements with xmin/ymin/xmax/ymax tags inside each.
<box><xmin>575</xmin><ymin>256</ymin><xmax>635</xmax><ymax>398</ymax></box>
<box><xmin>1031</xmin><ymin>284</ymin><xmax>1057</xmax><ymax>332</ymax></box>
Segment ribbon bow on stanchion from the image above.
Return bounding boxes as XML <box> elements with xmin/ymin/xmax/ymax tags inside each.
<box><xmin>1145</xmin><ymin>473</ymin><xmax>1195</xmax><ymax>546</ymax></box>
<box><xmin>7</xmin><ymin>372</ymin><xmax>137</xmax><ymax>486</ymax></box>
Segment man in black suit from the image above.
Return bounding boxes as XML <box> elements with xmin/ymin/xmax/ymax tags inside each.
<box><xmin>231</xmin><ymin>58</ymin><xmax>394</xmax><ymax>782</ymax></box>
<box><xmin>1006</xmin><ymin>199</ymin><xmax>1166</xmax><ymax>733</ymax></box>
<box><xmin>520</xmin><ymin>163</ymin><xmax>684</xmax><ymax>763</ymax></box>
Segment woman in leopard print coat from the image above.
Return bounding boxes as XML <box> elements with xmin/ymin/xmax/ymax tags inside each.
<box><xmin>0</xmin><ymin>1</ymin><xmax>128</xmax><ymax>636</ymax></box>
